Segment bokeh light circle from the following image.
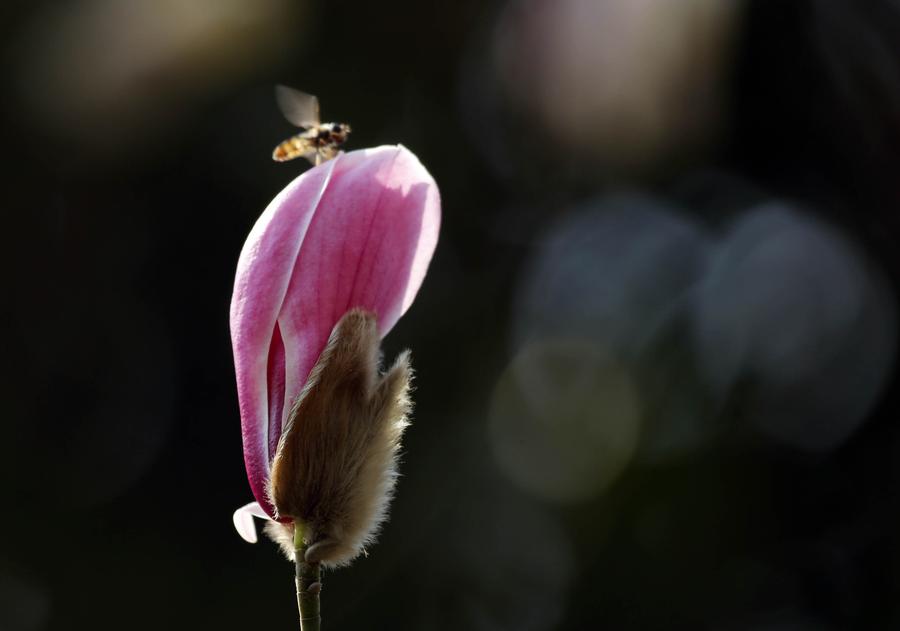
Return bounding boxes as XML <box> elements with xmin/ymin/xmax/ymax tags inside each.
<box><xmin>489</xmin><ymin>338</ymin><xmax>641</xmax><ymax>503</ymax></box>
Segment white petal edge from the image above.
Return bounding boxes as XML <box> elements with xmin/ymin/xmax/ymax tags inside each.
<box><xmin>233</xmin><ymin>501</ymin><xmax>272</xmax><ymax>544</ymax></box>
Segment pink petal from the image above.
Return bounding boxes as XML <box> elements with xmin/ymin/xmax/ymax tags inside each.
<box><xmin>230</xmin><ymin>145</ymin><xmax>440</xmax><ymax>518</ymax></box>
<box><xmin>232</xmin><ymin>501</ymin><xmax>271</xmax><ymax>543</ymax></box>
<box><xmin>277</xmin><ymin>146</ymin><xmax>440</xmax><ymax>426</ymax></box>
<box><xmin>231</xmin><ymin>159</ymin><xmax>336</xmax><ymax>515</ymax></box>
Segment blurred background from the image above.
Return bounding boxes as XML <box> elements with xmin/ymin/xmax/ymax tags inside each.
<box><xmin>3</xmin><ymin>0</ymin><xmax>900</xmax><ymax>629</ymax></box>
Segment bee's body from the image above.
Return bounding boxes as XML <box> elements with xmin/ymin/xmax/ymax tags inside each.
<box><xmin>272</xmin><ymin>86</ymin><xmax>351</xmax><ymax>166</ymax></box>
<box><xmin>273</xmin><ymin>123</ymin><xmax>351</xmax><ymax>164</ymax></box>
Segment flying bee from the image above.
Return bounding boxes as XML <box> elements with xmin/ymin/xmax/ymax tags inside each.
<box><xmin>272</xmin><ymin>86</ymin><xmax>351</xmax><ymax>166</ymax></box>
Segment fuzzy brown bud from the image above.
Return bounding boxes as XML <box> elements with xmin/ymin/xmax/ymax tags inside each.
<box><xmin>267</xmin><ymin>309</ymin><xmax>412</xmax><ymax>567</ymax></box>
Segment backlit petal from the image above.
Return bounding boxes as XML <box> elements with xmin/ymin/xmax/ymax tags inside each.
<box><xmin>277</xmin><ymin>146</ymin><xmax>440</xmax><ymax>434</ymax></box>
<box><xmin>232</xmin><ymin>501</ymin><xmax>271</xmax><ymax>544</ymax></box>
<box><xmin>231</xmin><ymin>160</ymin><xmax>336</xmax><ymax>515</ymax></box>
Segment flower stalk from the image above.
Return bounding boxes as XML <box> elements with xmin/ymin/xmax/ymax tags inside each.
<box><xmin>294</xmin><ymin>521</ymin><xmax>322</xmax><ymax>631</ymax></box>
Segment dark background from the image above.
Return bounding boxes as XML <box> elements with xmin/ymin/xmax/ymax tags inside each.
<box><xmin>3</xmin><ymin>1</ymin><xmax>900</xmax><ymax>629</ymax></box>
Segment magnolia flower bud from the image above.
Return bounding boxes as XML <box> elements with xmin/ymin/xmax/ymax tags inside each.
<box><xmin>230</xmin><ymin>145</ymin><xmax>440</xmax><ymax>566</ymax></box>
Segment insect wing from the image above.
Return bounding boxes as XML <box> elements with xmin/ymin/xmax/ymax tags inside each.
<box><xmin>275</xmin><ymin>85</ymin><xmax>321</xmax><ymax>129</ymax></box>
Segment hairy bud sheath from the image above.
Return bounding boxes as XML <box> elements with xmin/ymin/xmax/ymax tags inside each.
<box><xmin>266</xmin><ymin>309</ymin><xmax>412</xmax><ymax>567</ymax></box>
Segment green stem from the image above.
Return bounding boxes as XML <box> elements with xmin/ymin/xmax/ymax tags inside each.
<box><xmin>294</xmin><ymin>521</ymin><xmax>322</xmax><ymax>631</ymax></box>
